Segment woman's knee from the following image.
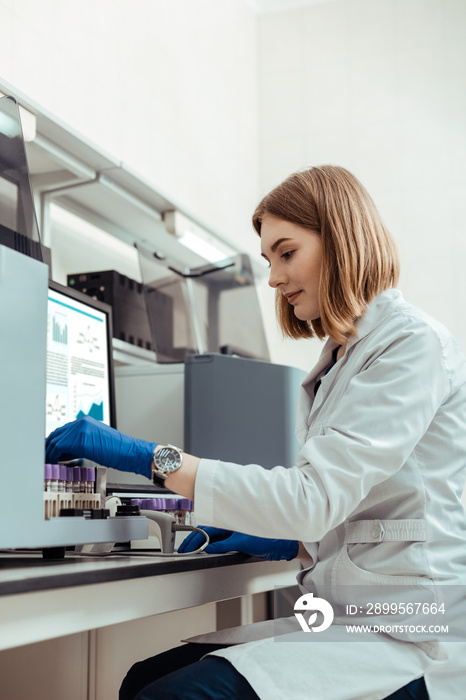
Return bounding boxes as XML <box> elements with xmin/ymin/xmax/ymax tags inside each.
<box><xmin>134</xmin><ymin>657</ymin><xmax>259</xmax><ymax>700</ymax></box>
<box><xmin>119</xmin><ymin>644</ymin><xmax>230</xmax><ymax>700</ymax></box>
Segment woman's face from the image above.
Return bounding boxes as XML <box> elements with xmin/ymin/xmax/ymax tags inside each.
<box><xmin>260</xmin><ymin>214</ymin><xmax>323</xmax><ymax>322</ymax></box>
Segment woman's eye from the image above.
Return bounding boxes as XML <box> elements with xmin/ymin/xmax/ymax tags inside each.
<box><xmin>281</xmin><ymin>251</ymin><xmax>294</xmax><ymax>261</ymax></box>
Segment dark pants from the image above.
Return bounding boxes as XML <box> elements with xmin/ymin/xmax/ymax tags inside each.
<box><xmin>119</xmin><ymin>643</ymin><xmax>429</xmax><ymax>700</ymax></box>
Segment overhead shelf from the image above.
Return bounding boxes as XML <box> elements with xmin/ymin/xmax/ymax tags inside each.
<box><xmin>0</xmin><ymin>79</ymin><xmax>238</xmax><ymax>270</ymax></box>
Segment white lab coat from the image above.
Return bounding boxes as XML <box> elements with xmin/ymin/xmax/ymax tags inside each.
<box><xmin>191</xmin><ymin>289</ymin><xmax>466</xmax><ymax>700</ymax></box>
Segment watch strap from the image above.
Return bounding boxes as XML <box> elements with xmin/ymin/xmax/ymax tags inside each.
<box><xmin>152</xmin><ymin>470</ymin><xmax>167</xmax><ymax>488</ymax></box>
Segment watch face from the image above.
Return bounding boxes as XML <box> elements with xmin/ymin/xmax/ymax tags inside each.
<box><xmin>156</xmin><ymin>446</ymin><xmax>182</xmax><ymax>473</ymax></box>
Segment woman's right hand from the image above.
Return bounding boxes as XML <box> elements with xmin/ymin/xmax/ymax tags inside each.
<box><xmin>178</xmin><ymin>526</ymin><xmax>299</xmax><ymax>561</ymax></box>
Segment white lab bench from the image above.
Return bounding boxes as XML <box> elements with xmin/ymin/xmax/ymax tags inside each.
<box><xmin>0</xmin><ymin>551</ymin><xmax>300</xmax><ymax>700</ymax></box>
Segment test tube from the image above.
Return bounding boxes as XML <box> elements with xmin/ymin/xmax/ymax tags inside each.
<box><xmin>164</xmin><ymin>498</ymin><xmax>178</xmax><ymax>517</ymax></box>
<box><xmin>82</xmin><ymin>467</ymin><xmax>95</xmax><ymax>493</ymax></box>
<box><xmin>72</xmin><ymin>467</ymin><xmax>82</xmax><ymax>493</ymax></box>
<box><xmin>44</xmin><ymin>464</ymin><xmax>52</xmax><ymax>492</ymax></box>
<box><xmin>66</xmin><ymin>467</ymin><xmax>74</xmax><ymax>493</ymax></box>
<box><xmin>177</xmin><ymin>498</ymin><xmax>194</xmax><ymax>525</ymax></box>
<box><xmin>50</xmin><ymin>464</ymin><xmax>60</xmax><ymax>492</ymax></box>
<box><xmin>58</xmin><ymin>464</ymin><xmax>67</xmax><ymax>493</ymax></box>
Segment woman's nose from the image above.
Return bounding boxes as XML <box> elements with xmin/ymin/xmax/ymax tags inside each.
<box><xmin>268</xmin><ymin>264</ymin><xmax>286</xmax><ymax>289</ymax></box>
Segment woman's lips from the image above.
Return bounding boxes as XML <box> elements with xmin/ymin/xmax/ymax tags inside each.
<box><xmin>286</xmin><ymin>291</ymin><xmax>301</xmax><ymax>304</ymax></box>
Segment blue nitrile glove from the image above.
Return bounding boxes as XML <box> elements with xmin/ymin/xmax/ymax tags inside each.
<box><xmin>178</xmin><ymin>526</ymin><xmax>299</xmax><ymax>561</ymax></box>
<box><xmin>45</xmin><ymin>416</ymin><xmax>156</xmax><ymax>478</ymax></box>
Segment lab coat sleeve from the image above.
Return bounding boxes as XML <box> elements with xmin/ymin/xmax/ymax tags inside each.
<box><xmin>194</xmin><ymin>315</ymin><xmax>455</xmax><ymax>542</ymax></box>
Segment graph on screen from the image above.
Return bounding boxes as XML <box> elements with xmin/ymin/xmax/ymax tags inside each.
<box><xmin>74</xmin><ymin>384</ymin><xmax>104</xmax><ymax>421</ymax></box>
<box><xmin>52</xmin><ymin>314</ymin><xmax>68</xmax><ymax>345</ymax></box>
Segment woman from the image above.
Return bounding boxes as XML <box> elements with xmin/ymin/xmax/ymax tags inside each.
<box><xmin>46</xmin><ymin>166</ymin><xmax>466</xmax><ymax>700</ymax></box>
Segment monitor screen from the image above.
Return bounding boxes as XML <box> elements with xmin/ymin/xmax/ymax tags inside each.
<box><xmin>45</xmin><ymin>281</ymin><xmax>116</xmax><ymax>437</ymax></box>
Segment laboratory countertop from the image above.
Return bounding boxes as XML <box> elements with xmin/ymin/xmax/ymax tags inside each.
<box><xmin>0</xmin><ymin>550</ymin><xmax>300</xmax><ymax>651</ymax></box>
<box><xmin>0</xmin><ymin>549</ymin><xmax>252</xmax><ymax>597</ymax></box>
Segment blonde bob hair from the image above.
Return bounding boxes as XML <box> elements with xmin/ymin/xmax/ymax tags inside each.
<box><xmin>252</xmin><ymin>165</ymin><xmax>400</xmax><ymax>345</ymax></box>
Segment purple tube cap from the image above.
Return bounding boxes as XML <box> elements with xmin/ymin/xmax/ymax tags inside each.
<box><xmin>141</xmin><ymin>498</ymin><xmax>157</xmax><ymax>510</ymax></box>
<box><xmin>44</xmin><ymin>464</ymin><xmax>52</xmax><ymax>479</ymax></box>
<box><xmin>81</xmin><ymin>467</ymin><xmax>94</xmax><ymax>482</ymax></box>
<box><xmin>51</xmin><ymin>464</ymin><xmax>60</xmax><ymax>479</ymax></box>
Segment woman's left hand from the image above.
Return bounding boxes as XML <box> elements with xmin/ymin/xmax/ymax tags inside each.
<box><xmin>45</xmin><ymin>415</ymin><xmax>156</xmax><ymax>477</ymax></box>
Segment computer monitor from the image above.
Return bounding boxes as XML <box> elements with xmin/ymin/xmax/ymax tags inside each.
<box><xmin>45</xmin><ymin>280</ymin><xmax>116</xmax><ymax>437</ymax></box>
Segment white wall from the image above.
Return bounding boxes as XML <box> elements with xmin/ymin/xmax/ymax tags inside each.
<box><xmin>257</xmin><ymin>0</ymin><xmax>466</xmax><ymax>371</ymax></box>
<box><xmin>0</xmin><ymin>0</ymin><xmax>259</xmax><ymax>258</ymax></box>
<box><xmin>1</xmin><ymin>0</ymin><xmax>465</xmax><ymax>372</ymax></box>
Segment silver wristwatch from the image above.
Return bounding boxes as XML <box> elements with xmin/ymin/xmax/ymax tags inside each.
<box><xmin>152</xmin><ymin>444</ymin><xmax>183</xmax><ymax>487</ymax></box>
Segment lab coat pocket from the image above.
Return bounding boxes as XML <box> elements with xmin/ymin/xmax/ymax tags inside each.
<box><xmin>335</xmin><ymin>518</ymin><xmax>432</xmax><ymax>586</ymax></box>
<box><xmin>338</xmin><ymin>542</ymin><xmax>432</xmax><ymax>587</ymax></box>
<box><xmin>331</xmin><ymin>519</ymin><xmax>436</xmax><ymax>634</ymax></box>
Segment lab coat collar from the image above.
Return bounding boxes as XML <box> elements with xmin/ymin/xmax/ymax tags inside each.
<box><xmin>347</xmin><ymin>287</ymin><xmax>404</xmax><ymax>349</ymax></box>
<box><xmin>300</xmin><ymin>288</ymin><xmax>404</xmax><ymax>395</ymax></box>
<box><xmin>301</xmin><ymin>341</ymin><xmax>339</xmax><ymax>397</ymax></box>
